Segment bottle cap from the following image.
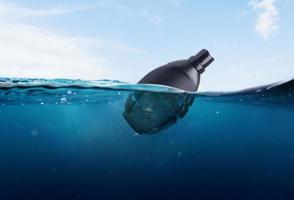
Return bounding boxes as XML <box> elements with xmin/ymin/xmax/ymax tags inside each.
<box><xmin>188</xmin><ymin>49</ymin><xmax>214</xmax><ymax>74</ymax></box>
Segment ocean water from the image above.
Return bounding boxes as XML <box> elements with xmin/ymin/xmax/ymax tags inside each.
<box><xmin>0</xmin><ymin>77</ymin><xmax>294</xmax><ymax>200</ymax></box>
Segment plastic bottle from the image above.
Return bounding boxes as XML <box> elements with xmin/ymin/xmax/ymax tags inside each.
<box><xmin>123</xmin><ymin>49</ymin><xmax>214</xmax><ymax>134</ymax></box>
<box><xmin>139</xmin><ymin>49</ymin><xmax>214</xmax><ymax>92</ymax></box>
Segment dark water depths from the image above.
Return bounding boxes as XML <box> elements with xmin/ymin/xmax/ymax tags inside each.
<box><xmin>0</xmin><ymin>78</ymin><xmax>294</xmax><ymax>200</ymax></box>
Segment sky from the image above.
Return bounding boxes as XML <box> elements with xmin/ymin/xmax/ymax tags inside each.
<box><xmin>0</xmin><ymin>0</ymin><xmax>293</xmax><ymax>91</ymax></box>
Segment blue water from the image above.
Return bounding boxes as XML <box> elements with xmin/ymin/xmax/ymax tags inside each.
<box><xmin>1</xmin><ymin>78</ymin><xmax>294</xmax><ymax>200</ymax></box>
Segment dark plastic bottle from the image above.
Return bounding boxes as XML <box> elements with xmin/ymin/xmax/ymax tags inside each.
<box><xmin>124</xmin><ymin>49</ymin><xmax>214</xmax><ymax>134</ymax></box>
<box><xmin>139</xmin><ymin>49</ymin><xmax>214</xmax><ymax>92</ymax></box>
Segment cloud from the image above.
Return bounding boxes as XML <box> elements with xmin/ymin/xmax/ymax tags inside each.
<box><xmin>250</xmin><ymin>0</ymin><xmax>280</xmax><ymax>39</ymax></box>
<box><xmin>0</xmin><ymin>1</ymin><xmax>148</xmax><ymax>81</ymax></box>
<box><xmin>0</xmin><ymin>22</ymin><xmax>109</xmax><ymax>79</ymax></box>
<box><xmin>0</xmin><ymin>2</ymin><xmax>90</xmax><ymax>17</ymax></box>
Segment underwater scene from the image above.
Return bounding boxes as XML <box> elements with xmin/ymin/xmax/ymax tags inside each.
<box><xmin>1</xmin><ymin>77</ymin><xmax>294</xmax><ymax>200</ymax></box>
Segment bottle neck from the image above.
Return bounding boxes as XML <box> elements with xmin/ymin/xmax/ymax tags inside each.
<box><xmin>188</xmin><ymin>49</ymin><xmax>214</xmax><ymax>74</ymax></box>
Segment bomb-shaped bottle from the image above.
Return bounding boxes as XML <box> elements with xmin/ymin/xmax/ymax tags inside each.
<box><xmin>139</xmin><ymin>49</ymin><xmax>214</xmax><ymax>91</ymax></box>
<box><xmin>123</xmin><ymin>49</ymin><xmax>214</xmax><ymax>134</ymax></box>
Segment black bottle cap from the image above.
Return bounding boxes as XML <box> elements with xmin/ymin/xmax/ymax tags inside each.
<box><xmin>188</xmin><ymin>49</ymin><xmax>214</xmax><ymax>74</ymax></box>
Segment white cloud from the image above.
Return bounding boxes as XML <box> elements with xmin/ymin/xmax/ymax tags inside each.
<box><xmin>0</xmin><ymin>2</ymin><xmax>90</xmax><ymax>17</ymax></box>
<box><xmin>0</xmin><ymin>22</ymin><xmax>109</xmax><ymax>79</ymax></box>
<box><xmin>0</xmin><ymin>2</ymin><xmax>105</xmax><ymax>79</ymax></box>
<box><xmin>0</xmin><ymin>1</ymin><xmax>149</xmax><ymax>81</ymax></box>
<box><xmin>250</xmin><ymin>0</ymin><xmax>280</xmax><ymax>39</ymax></box>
